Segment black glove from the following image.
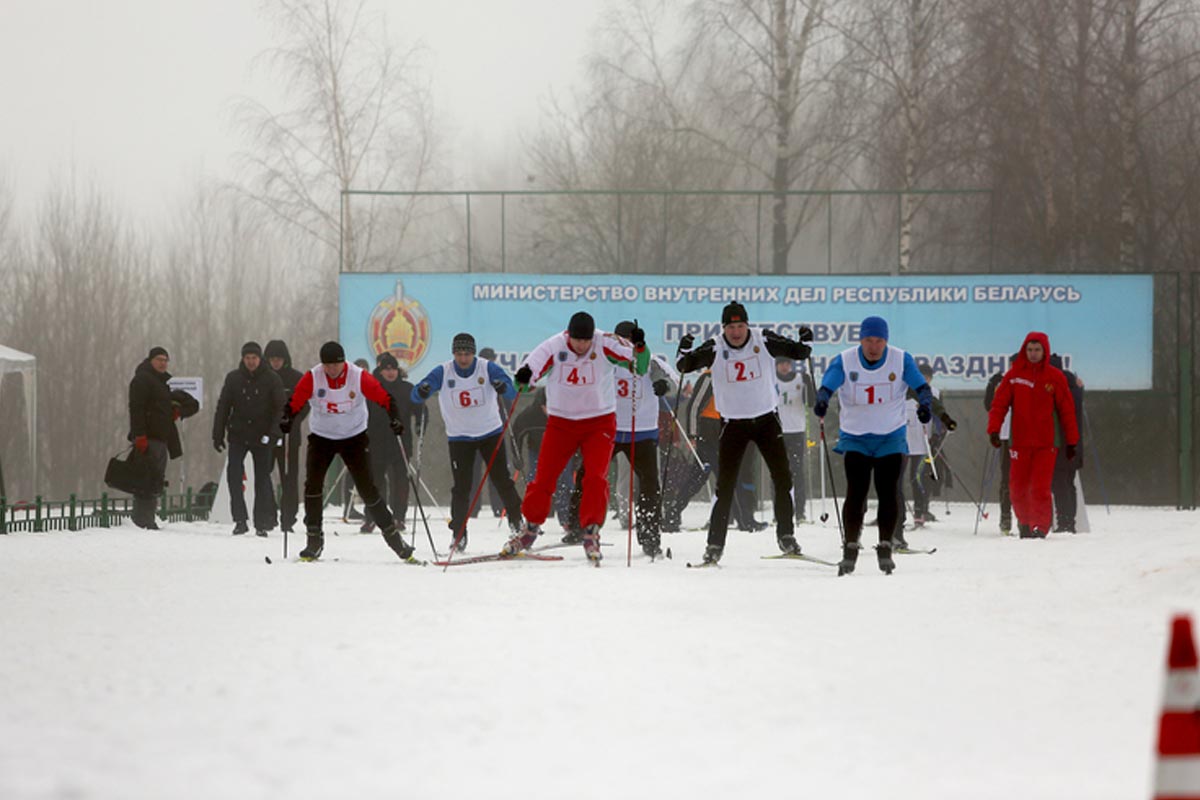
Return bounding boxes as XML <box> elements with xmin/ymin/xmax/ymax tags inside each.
<box><xmin>390</xmin><ymin>416</ymin><xmax>404</xmax><ymax>436</ymax></box>
<box><xmin>213</xmin><ymin>438</ymin><xmax>225</xmax><ymax>453</ymax></box>
<box><xmin>491</xmin><ymin>378</ymin><xmax>507</xmax><ymax>393</ymax></box>
<box><xmin>814</xmin><ymin>389</ymin><xmax>830</xmax><ymax>418</ymax></box>
<box><xmin>797</xmin><ymin>325</ymin><xmax>814</xmax><ymax>343</ymax></box>
<box><xmin>416</xmin><ymin>383</ymin><xmax>432</xmax><ymax>399</ymax></box>
<box><xmin>653</xmin><ymin>379</ymin><xmax>669</xmax><ymax>396</ymax></box>
<box><xmin>629</xmin><ymin>320</ymin><xmax>646</xmax><ymax>347</ymax></box>
<box><xmin>678</xmin><ymin>333</ymin><xmax>695</xmax><ymax>352</ymax></box>
<box><xmin>280</xmin><ymin>409</ymin><xmax>293</xmax><ymax>435</ymax></box>
<box><xmin>514</xmin><ymin>365</ymin><xmax>532</xmax><ymax>388</ymax></box>
<box><xmin>917</xmin><ymin>404</ymin><xmax>932</xmax><ymax>424</ymax></box>
<box><xmin>1065</xmin><ymin>443</ymin><xmax>1077</xmax><ymax>462</ymax></box>
<box><xmin>989</xmin><ymin>432</ymin><xmax>1002</xmax><ymax>449</ymax></box>
<box><xmin>940</xmin><ymin>412</ymin><xmax>957</xmax><ymax>432</ymax></box>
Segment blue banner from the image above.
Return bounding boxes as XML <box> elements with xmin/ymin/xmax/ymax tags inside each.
<box><xmin>339</xmin><ymin>273</ymin><xmax>1153</xmax><ymax>390</ymax></box>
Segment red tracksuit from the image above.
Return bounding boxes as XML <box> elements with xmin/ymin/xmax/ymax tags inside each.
<box><xmin>986</xmin><ymin>332</ymin><xmax>1080</xmax><ymax>533</ymax></box>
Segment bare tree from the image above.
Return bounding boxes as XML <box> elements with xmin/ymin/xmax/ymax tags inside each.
<box><xmin>233</xmin><ymin>0</ymin><xmax>441</xmax><ymax>274</ymax></box>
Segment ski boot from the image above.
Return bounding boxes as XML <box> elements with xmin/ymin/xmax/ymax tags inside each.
<box><xmin>1030</xmin><ymin>527</ymin><xmax>1048</xmax><ymax>539</ymax></box>
<box><xmin>641</xmin><ymin>534</ymin><xmax>664</xmax><ymax>559</ymax></box>
<box><xmin>255</xmin><ymin>529</ymin><xmax>269</xmax><ymax>538</ymax></box>
<box><xmin>837</xmin><ymin>542</ymin><xmax>861</xmax><ymax>576</ymax></box>
<box><xmin>382</xmin><ymin>526</ymin><xmax>415</xmax><ymax>561</ymax></box>
<box><xmin>299</xmin><ymin>532</ymin><xmax>325</xmax><ymax>561</ymax></box>
<box><xmin>501</xmin><ymin>521</ymin><xmax>541</xmax><ymax>558</ymax></box>
<box><xmin>776</xmin><ymin>534</ymin><xmax>803</xmax><ymax>556</ymax></box>
<box><xmin>701</xmin><ymin>543</ymin><xmax>723</xmax><ymax>565</ymax></box>
<box><xmin>561</xmin><ymin>527</ymin><xmax>584</xmax><ymax>545</ymax></box>
<box><xmin>232</xmin><ymin>521</ymin><xmax>249</xmax><ymax>536</ymax></box>
<box><xmin>893</xmin><ymin>530</ymin><xmax>910</xmax><ymax>550</ymax></box>
<box><xmin>359</xmin><ymin>520</ymin><xmax>376</xmax><ymax>534</ymax></box>
<box><xmin>1018</xmin><ymin>524</ymin><xmax>1033</xmax><ymax>539</ymax></box>
<box><xmin>876</xmin><ymin>541</ymin><xmax>895</xmax><ymax>575</ymax></box>
<box><xmin>999</xmin><ymin>514</ymin><xmax>1012</xmax><ymax>536</ymax></box>
<box><xmin>582</xmin><ymin>524</ymin><xmax>603</xmax><ymax>566</ymax></box>
<box><xmin>450</xmin><ymin>530</ymin><xmax>469</xmax><ymax>552</ymax></box>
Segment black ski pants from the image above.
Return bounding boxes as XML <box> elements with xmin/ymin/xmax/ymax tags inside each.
<box><xmin>274</xmin><ymin>432</ymin><xmax>302</xmax><ymax>531</ymax></box>
<box><xmin>448</xmin><ymin>435</ymin><xmax>522</xmax><ymax>536</ymax></box>
<box><xmin>303</xmin><ymin>431</ymin><xmax>394</xmax><ymax>534</ymax></box>
<box><xmin>841</xmin><ymin>451</ymin><xmax>904</xmax><ymax>546</ymax></box>
<box><xmin>782</xmin><ymin>431</ymin><xmax>809</xmax><ymax>521</ymax></box>
<box><xmin>708</xmin><ymin>412</ymin><xmax>793</xmax><ymax>549</ymax></box>
<box><xmin>573</xmin><ymin>437</ymin><xmax>662</xmax><ymax>543</ymax></box>
<box><xmin>370</xmin><ymin>449</ymin><xmax>409</xmax><ymax>526</ymax></box>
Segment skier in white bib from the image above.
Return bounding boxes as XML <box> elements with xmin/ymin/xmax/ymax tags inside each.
<box><xmin>676</xmin><ymin>302</ymin><xmax>813</xmax><ymax>566</ymax></box>
<box><xmin>813</xmin><ymin>316</ymin><xmax>933</xmax><ymax>575</ymax></box>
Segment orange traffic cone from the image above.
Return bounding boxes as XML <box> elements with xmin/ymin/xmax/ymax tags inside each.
<box><xmin>1154</xmin><ymin>614</ymin><xmax>1200</xmax><ymax>800</ymax></box>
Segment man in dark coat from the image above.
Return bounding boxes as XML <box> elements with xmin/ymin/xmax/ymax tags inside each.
<box><xmin>127</xmin><ymin>346</ymin><xmax>183</xmax><ymax>529</ymax></box>
<box><xmin>265</xmin><ymin>339</ymin><xmax>307</xmax><ymax>533</ymax></box>
<box><xmin>213</xmin><ymin>341</ymin><xmax>285</xmax><ymax>536</ymax></box>
<box><xmin>362</xmin><ymin>351</ymin><xmax>424</xmax><ymax>532</ymax></box>
<box><xmin>1049</xmin><ymin>353</ymin><xmax>1086</xmax><ymax>532</ymax></box>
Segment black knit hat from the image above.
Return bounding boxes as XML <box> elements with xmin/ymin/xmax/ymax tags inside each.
<box><xmin>721</xmin><ymin>302</ymin><xmax>748</xmax><ymax>326</ymax></box>
<box><xmin>319</xmin><ymin>341</ymin><xmax>345</xmax><ymax>364</ymax></box>
<box><xmin>568</xmin><ymin>311</ymin><xmax>595</xmax><ymax>340</ymax></box>
<box><xmin>241</xmin><ymin>341</ymin><xmax>263</xmax><ymax>358</ymax></box>
<box><xmin>376</xmin><ymin>351</ymin><xmax>400</xmax><ymax>370</ymax></box>
<box><xmin>452</xmin><ymin>332</ymin><xmax>476</xmax><ymax>354</ymax></box>
<box><xmin>148</xmin><ymin>346</ymin><xmax>169</xmax><ymax>360</ymax></box>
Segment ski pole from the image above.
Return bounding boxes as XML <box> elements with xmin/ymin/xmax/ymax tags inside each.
<box><xmin>1080</xmin><ymin>406</ymin><xmax>1110</xmax><ymax>514</ymax></box>
<box><xmin>397</xmin><ymin>435</ymin><xmax>440</xmax><ymax>560</ymax></box>
<box><xmin>444</xmin><ymin>392</ymin><xmax>522</xmax><ymax>570</ymax></box>
<box><xmin>922</xmin><ymin>425</ymin><xmax>939</xmax><ymax>481</ymax></box>
<box><xmin>627</xmin><ymin>369</ymin><xmax>637</xmax><ymax>568</ymax></box>
<box><xmin>973</xmin><ymin>443</ymin><xmax>995</xmax><ymax>536</ymax></box>
<box><xmin>657</xmin><ymin>339</ymin><xmax>691</xmax><ymax>527</ymax></box>
<box><xmin>819</xmin><ymin>419</ymin><xmax>845</xmax><ymax>545</ymax></box>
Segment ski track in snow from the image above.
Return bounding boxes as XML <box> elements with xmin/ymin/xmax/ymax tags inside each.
<box><xmin>1</xmin><ymin>503</ymin><xmax>1197</xmax><ymax>799</ymax></box>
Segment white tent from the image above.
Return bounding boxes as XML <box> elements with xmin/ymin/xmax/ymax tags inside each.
<box><xmin>0</xmin><ymin>345</ymin><xmax>37</xmax><ymax>498</ymax></box>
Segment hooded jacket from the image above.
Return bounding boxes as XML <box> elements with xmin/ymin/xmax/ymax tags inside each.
<box><xmin>367</xmin><ymin>366</ymin><xmax>424</xmax><ymax>458</ymax></box>
<box><xmin>128</xmin><ymin>359</ymin><xmax>183</xmax><ymax>458</ymax></box>
<box><xmin>987</xmin><ymin>332</ymin><xmax>1079</xmax><ymax>449</ymax></box>
<box><xmin>264</xmin><ymin>340</ymin><xmax>309</xmax><ymax>426</ymax></box>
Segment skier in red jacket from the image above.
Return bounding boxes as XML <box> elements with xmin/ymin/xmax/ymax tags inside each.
<box><xmin>986</xmin><ymin>332</ymin><xmax>1080</xmax><ymax>538</ymax></box>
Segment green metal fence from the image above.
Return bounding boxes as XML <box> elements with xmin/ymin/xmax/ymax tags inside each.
<box><xmin>1</xmin><ymin>489</ymin><xmax>213</xmax><ymax>534</ymax></box>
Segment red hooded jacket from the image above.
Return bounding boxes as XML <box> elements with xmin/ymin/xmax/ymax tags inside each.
<box><xmin>987</xmin><ymin>332</ymin><xmax>1079</xmax><ymax>449</ymax></box>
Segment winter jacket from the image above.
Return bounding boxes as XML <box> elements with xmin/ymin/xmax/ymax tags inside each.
<box><xmin>987</xmin><ymin>332</ymin><xmax>1079</xmax><ymax>449</ymax></box>
<box><xmin>213</xmin><ymin>361</ymin><xmax>285</xmax><ymax>447</ymax></box>
<box><xmin>367</xmin><ymin>368</ymin><xmax>425</xmax><ymax>458</ymax></box>
<box><xmin>128</xmin><ymin>359</ymin><xmax>183</xmax><ymax>459</ymax></box>
<box><xmin>264</xmin><ymin>340</ymin><xmax>309</xmax><ymax>426</ymax></box>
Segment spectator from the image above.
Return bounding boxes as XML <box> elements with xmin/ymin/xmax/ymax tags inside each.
<box><xmin>127</xmin><ymin>346</ymin><xmax>183</xmax><ymax>530</ymax></box>
<box><xmin>265</xmin><ymin>339</ymin><xmax>307</xmax><ymax>534</ymax></box>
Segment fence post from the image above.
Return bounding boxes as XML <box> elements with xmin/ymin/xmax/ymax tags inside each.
<box><xmin>1</xmin><ymin>496</ymin><xmax>7</xmax><ymax>535</ymax></box>
<box><xmin>186</xmin><ymin>487</ymin><xmax>194</xmax><ymax>522</ymax></box>
<box><xmin>100</xmin><ymin>493</ymin><xmax>109</xmax><ymax>529</ymax></box>
<box><xmin>34</xmin><ymin>496</ymin><xmax>43</xmax><ymax>533</ymax></box>
<box><xmin>69</xmin><ymin>494</ymin><xmax>77</xmax><ymax>531</ymax></box>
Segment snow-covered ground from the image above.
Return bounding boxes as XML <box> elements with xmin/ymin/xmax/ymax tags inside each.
<box><xmin>1</xmin><ymin>501</ymin><xmax>1197</xmax><ymax>800</ymax></box>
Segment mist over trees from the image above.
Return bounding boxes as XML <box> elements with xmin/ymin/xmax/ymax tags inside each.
<box><xmin>2</xmin><ymin>0</ymin><xmax>1198</xmax><ymax>498</ymax></box>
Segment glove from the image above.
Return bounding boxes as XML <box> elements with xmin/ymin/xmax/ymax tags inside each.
<box><xmin>134</xmin><ymin>435</ymin><xmax>149</xmax><ymax>454</ymax></box>
<box><xmin>989</xmin><ymin>432</ymin><xmax>1002</xmax><ymax>449</ymax></box>
<box><xmin>173</xmin><ymin>408</ymin><xmax>181</xmax><ymax>421</ymax></box>
<box><xmin>515</xmin><ymin>365</ymin><xmax>532</xmax><ymax>389</ymax></box>
<box><xmin>763</xmin><ymin>329</ymin><xmax>785</xmax><ymax>343</ymax></box>
<box><xmin>1065</xmin><ymin>443</ymin><xmax>1077</xmax><ymax>462</ymax></box>
<box><xmin>629</xmin><ymin>320</ymin><xmax>646</xmax><ymax>347</ymax></box>
<box><xmin>797</xmin><ymin>326</ymin><xmax>814</xmax><ymax>343</ymax></box>
<box><xmin>491</xmin><ymin>378</ymin><xmax>507</xmax><ymax>393</ymax></box>
<box><xmin>917</xmin><ymin>404</ymin><xmax>932</xmax><ymax>424</ymax></box>
<box><xmin>417</xmin><ymin>383</ymin><xmax>432</xmax><ymax>399</ymax></box>
<box><xmin>653</xmin><ymin>379</ymin><xmax>670</xmax><ymax>396</ymax></box>
<box><xmin>213</xmin><ymin>438</ymin><xmax>226</xmax><ymax>453</ymax></box>
<box><xmin>280</xmin><ymin>409</ymin><xmax>293</xmax><ymax>435</ymax></box>
<box><xmin>813</xmin><ymin>389</ymin><xmax>829</xmax><ymax>418</ymax></box>
<box><xmin>678</xmin><ymin>333</ymin><xmax>695</xmax><ymax>352</ymax></box>
<box><xmin>389</xmin><ymin>416</ymin><xmax>404</xmax><ymax>436</ymax></box>
<box><xmin>940</xmin><ymin>413</ymin><xmax>957</xmax><ymax>431</ymax></box>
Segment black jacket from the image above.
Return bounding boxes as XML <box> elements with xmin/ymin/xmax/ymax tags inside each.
<box><xmin>264</xmin><ymin>340</ymin><xmax>309</xmax><ymax>426</ymax></box>
<box><xmin>367</xmin><ymin>368</ymin><xmax>425</xmax><ymax>458</ymax></box>
<box><xmin>213</xmin><ymin>362</ymin><xmax>285</xmax><ymax>446</ymax></box>
<box><xmin>129</xmin><ymin>359</ymin><xmax>183</xmax><ymax>459</ymax></box>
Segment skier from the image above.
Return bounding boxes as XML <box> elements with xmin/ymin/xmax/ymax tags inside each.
<box><xmin>675</xmin><ymin>302</ymin><xmax>812</xmax><ymax>565</ymax></box>
<box><xmin>264</xmin><ymin>339</ymin><xmax>307</xmax><ymax>534</ymax></box>
<box><xmin>986</xmin><ymin>333</ymin><xmax>1079</xmax><ymax>538</ymax></box>
<box><xmin>1048</xmin><ymin>353</ymin><xmax>1085</xmax><ymax>532</ymax></box>
<box><xmin>893</xmin><ymin>368</ymin><xmax>956</xmax><ymax>548</ymax></box>
<box><xmin>411</xmin><ymin>332</ymin><xmax>523</xmax><ymax>552</ymax></box>
<box><xmin>500</xmin><ymin>311</ymin><xmax>649</xmax><ymax>565</ymax></box>
<box><xmin>813</xmin><ymin>315</ymin><xmax>932</xmax><ymax>575</ymax></box>
<box><xmin>984</xmin><ymin>354</ymin><xmax>1018</xmax><ymax>534</ymax></box>
<box><xmin>282</xmin><ymin>341</ymin><xmax>414</xmax><ymax>562</ymax></box>
<box><xmin>775</xmin><ymin>356</ymin><xmax>816</xmax><ymax>524</ymax></box>
<box><xmin>564</xmin><ymin>320</ymin><xmax>673</xmax><ymax>558</ymax></box>
<box><xmin>212</xmin><ymin>341</ymin><xmax>285</xmax><ymax>536</ymax></box>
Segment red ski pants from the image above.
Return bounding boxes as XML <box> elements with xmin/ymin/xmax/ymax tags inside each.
<box><xmin>1008</xmin><ymin>445</ymin><xmax>1058</xmax><ymax>532</ymax></box>
<box><xmin>522</xmin><ymin>413</ymin><xmax>616</xmax><ymax>528</ymax></box>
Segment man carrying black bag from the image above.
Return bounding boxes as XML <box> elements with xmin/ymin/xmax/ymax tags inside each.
<box><xmin>126</xmin><ymin>346</ymin><xmax>185</xmax><ymax>529</ymax></box>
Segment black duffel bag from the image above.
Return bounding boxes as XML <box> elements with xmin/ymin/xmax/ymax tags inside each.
<box><xmin>104</xmin><ymin>448</ymin><xmax>161</xmax><ymax>496</ymax></box>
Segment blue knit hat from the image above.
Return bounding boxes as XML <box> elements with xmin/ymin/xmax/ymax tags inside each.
<box><xmin>860</xmin><ymin>316</ymin><xmax>889</xmax><ymax>340</ymax></box>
